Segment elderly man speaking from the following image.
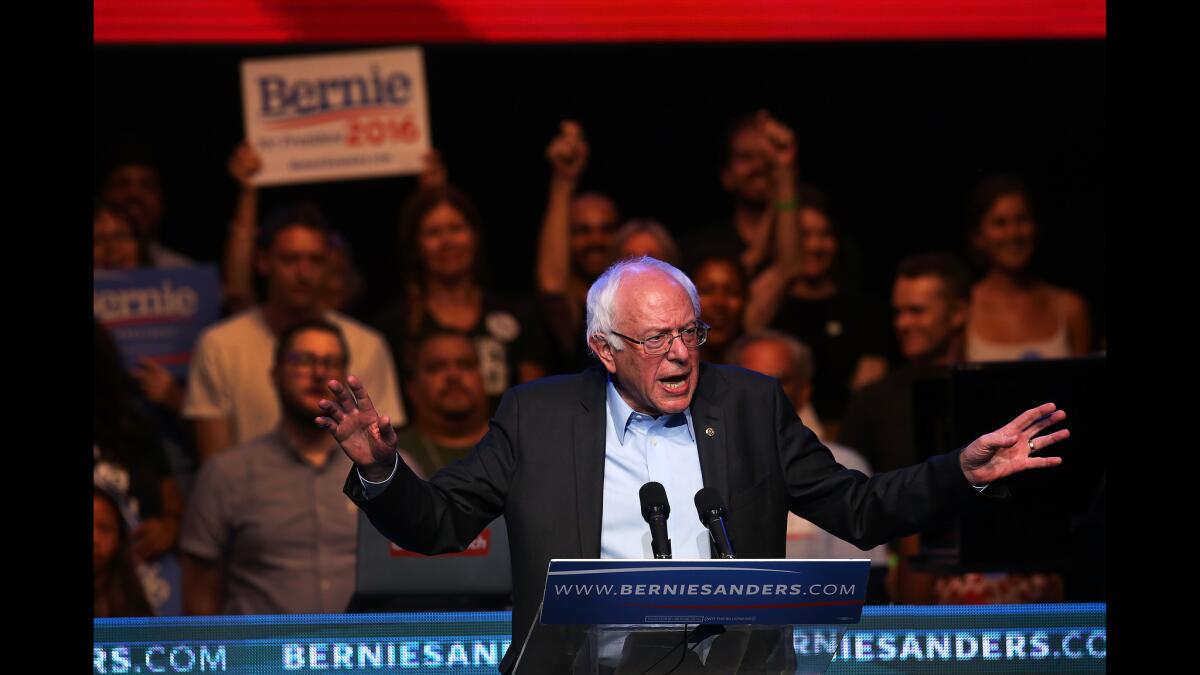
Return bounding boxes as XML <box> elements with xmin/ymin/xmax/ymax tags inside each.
<box><xmin>317</xmin><ymin>256</ymin><xmax>1068</xmax><ymax>673</ymax></box>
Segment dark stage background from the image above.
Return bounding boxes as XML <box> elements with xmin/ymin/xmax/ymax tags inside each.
<box><xmin>94</xmin><ymin>40</ymin><xmax>1105</xmax><ymax>339</ymax></box>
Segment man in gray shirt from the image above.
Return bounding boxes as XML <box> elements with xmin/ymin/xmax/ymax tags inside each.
<box><xmin>180</xmin><ymin>320</ymin><xmax>359</xmax><ymax>614</ymax></box>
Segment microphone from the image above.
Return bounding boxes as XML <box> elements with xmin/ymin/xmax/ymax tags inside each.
<box><xmin>639</xmin><ymin>482</ymin><xmax>673</xmax><ymax>559</ymax></box>
<box><xmin>694</xmin><ymin>488</ymin><xmax>735</xmax><ymax>559</ymax></box>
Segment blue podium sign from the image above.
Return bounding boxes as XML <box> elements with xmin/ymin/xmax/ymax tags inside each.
<box><xmin>540</xmin><ymin>559</ymin><xmax>870</xmax><ymax>626</ymax></box>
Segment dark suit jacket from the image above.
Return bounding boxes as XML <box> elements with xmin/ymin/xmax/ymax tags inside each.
<box><xmin>344</xmin><ymin>363</ymin><xmax>1002</xmax><ymax>672</ymax></box>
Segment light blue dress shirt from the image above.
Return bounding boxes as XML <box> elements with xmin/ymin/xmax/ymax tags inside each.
<box><xmin>599</xmin><ymin>379</ymin><xmax>711</xmax><ymax>560</ymax></box>
<box><xmin>360</xmin><ymin>378</ymin><xmax>712</xmax><ymax>559</ymax></box>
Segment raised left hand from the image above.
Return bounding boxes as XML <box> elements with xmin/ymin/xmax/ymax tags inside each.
<box><xmin>960</xmin><ymin>402</ymin><xmax>1069</xmax><ymax>486</ymax></box>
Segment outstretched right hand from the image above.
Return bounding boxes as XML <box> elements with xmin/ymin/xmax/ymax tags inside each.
<box><xmin>315</xmin><ymin>375</ymin><xmax>399</xmax><ymax>480</ymax></box>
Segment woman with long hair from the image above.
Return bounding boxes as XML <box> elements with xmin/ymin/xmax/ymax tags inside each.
<box><xmin>375</xmin><ymin>185</ymin><xmax>547</xmax><ymax>409</ymax></box>
<box><xmin>963</xmin><ymin>175</ymin><xmax>1092</xmax><ymax>361</ymax></box>
<box><xmin>94</xmin><ymin>486</ymin><xmax>154</xmax><ymax>617</ymax></box>
<box><xmin>93</xmin><ymin>320</ymin><xmax>184</xmax><ymax>613</ymax></box>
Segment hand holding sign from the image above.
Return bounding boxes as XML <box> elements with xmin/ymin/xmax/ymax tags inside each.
<box><xmin>241</xmin><ymin>47</ymin><xmax>431</xmax><ymax>186</ymax></box>
<box><xmin>228</xmin><ymin>141</ymin><xmax>263</xmax><ymax>189</ymax></box>
<box><xmin>131</xmin><ymin>357</ymin><xmax>183</xmax><ymax>412</ymax></box>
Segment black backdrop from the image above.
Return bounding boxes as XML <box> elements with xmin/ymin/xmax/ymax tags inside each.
<box><xmin>94</xmin><ymin>40</ymin><xmax>1105</xmax><ymax>340</ymax></box>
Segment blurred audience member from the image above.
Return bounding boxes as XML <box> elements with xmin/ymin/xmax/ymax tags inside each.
<box><xmin>320</xmin><ymin>231</ymin><xmax>368</xmax><ymax>317</ymax></box>
<box><xmin>536</xmin><ymin>121</ymin><xmax>619</xmax><ymax>373</ymax></box>
<box><xmin>99</xmin><ymin>141</ymin><xmax>192</xmax><ymax>268</ymax></box>
<box><xmin>611</xmin><ymin>219</ymin><xmax>681</xmax><ymax>266</ymax></box>
<box><xmin>692</xmin><ymin>255</ymin><xmax>747</xmax><ymax>363</ymax></box>
<box><xmin>682</xmin><ymin>110</ymin><xmax>799</xmax><ymax>280</ymax></box>
<box><xmin>839</xmin><ymin>251</ymin><xmax>1064</xmax><ymax>604</ymax></box>
<box><xmin>840</xmin><ymin>252</ymin><xmax>971</xmax><ymax>473</ymax></box>
<box><xmin>964</xmin><ymin>174</ymin><xmax>1092</xmax><ymax>361</ymax></box>
<box><xmin>840</xmin><ymin>252</ymin><xmax>971</xmax><ymax>605</ymax></box>
<box><xmin>95</xmin><ymin>204</ymin><xmax>188</xmax><ymax>418</ymax></box>
<box><xmin>375</xmin><ymin>183</ymin><xmax>547</xmax><ymax>411</ymax></box>
<box><xmin>727</xmin><ymin>331</ymin><xmax>888</xmax><ymax>599</ymax></box>
<box><xmin>94</xmin><ymin>203</ymin><xmax>147</xmax><ymax>269</ymax></box>
<box><xmin>94</xmin><ymin>487</ymin><xmax>155</xmax><ymax>618</ymax></box>
<box><xmin>183</xmin><ymin>203</ymin><xmax>404</xmax><ymax>461</ymax></box>
<box><xmin>181</xmin><ymin>321</ymin><xmax>359</xmax><ymax>614</ymax></box>
<box><xmin>95</xmin><ymin>320</ymin><xmax>185</xmax><ymax>614</ymax></box>
<box><xmin>394</xmin><ymin>331</ymin><xmax>490</xmax><ymax>478</ymax></box>
<box><xmin>753</xmin><ymin>186</ymin><xmax>891</xmax><ymax>434</ymax></box>
<box><xmin>222</xmin><ymin>142</ymin><xmax>370</xmax><ymax>318</ymax></box>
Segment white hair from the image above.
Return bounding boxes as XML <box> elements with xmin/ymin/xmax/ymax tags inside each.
<box><xmin>585</xmin><ymin>256</ymin><xmax>701</xmax><ymax>355</ymax></box>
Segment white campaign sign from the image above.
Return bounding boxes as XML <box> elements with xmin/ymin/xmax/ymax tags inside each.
<box><xmin>240</xmin><ymin>47</ymin><xmax>431</xmax><ymax>186</ymax></box>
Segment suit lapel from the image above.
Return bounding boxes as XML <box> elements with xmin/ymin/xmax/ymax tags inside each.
<box><xmin>573</xmin><ymin>367</ymin><xmax>607</xmax><ymax>558</ymax></box>
<box><xmin>692</xmin><ymin>363</ymin><xmax>730</xmax><ymax>504</ymax></box>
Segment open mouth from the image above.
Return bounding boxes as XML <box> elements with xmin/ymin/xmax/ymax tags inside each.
<box><xmin>659</xmin><ymin>372</ymin><xmax>690</xmax><ymax>391</ymax></box>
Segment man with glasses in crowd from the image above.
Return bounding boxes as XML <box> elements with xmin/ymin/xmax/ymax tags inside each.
<box><xmin>319</xmin><ymin>256</ymin><xmax>1070</xmax><ymax>673</ymax></box>
<box><xmin>180</xmin><ymin>320</ymin><xmax>361</xmax><ymax>615</ymax></box>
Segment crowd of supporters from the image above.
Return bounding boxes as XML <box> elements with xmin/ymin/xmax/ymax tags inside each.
<box><xmin>94</xmin><ymin>111</ymin><xmax>1101</xmax><ymax>617</ymax></box>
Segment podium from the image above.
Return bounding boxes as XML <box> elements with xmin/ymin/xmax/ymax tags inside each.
<box><xmin>512</xmin><ymin>559</ymin><xmax>870</xmax><ymax>674</ymax></box>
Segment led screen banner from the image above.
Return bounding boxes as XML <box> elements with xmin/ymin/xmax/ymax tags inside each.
<box><xmin>241</xmin><ymin>47</ymin><xmax>432</xmax><ymax>186</ymax></box>
<box><xmin>93</xmin><ymin>604</ymin><xmax>1106</xmax><ymax>673</ymax></box>
<box><xmin>94</xmin><ymin>0</ymin><xmax>1106</xmax><ymax>44</ymax></box>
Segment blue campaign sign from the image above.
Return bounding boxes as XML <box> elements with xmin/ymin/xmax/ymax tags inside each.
<box><xmin>540</xmin><ymin>559</ymin><xmax>870</xmax><ymax>626</ymax></box>
<box><xmin>94</xmin><ymin>265</ymin><xmax>222</xmax><ymax>379</ymax></box>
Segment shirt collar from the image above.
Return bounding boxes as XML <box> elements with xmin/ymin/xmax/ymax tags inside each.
<box><xmin>272</xmin><ymin>424</ymin><xmax>341</xmax><ymax>470</ymax></box>
<box><xmin>605</xmin><ymin>377</ymin><xmax>695</xmax><ymax>445</ymax></box>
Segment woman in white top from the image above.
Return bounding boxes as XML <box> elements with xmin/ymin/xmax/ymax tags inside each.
<box><xmin>964</xmin><ymin>175</ymin><xmax>1092</xmax><ymax>362</ymax></box>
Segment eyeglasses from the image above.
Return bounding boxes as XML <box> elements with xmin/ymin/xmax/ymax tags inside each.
<box><xmin>611</xmin><ymin>321</ymin><xmax>709</xmax><ymax>356</ymax></box>
<box><xmin>283</xmin><ymin>351</ymin><xmax>347</xmax><ymax>372</ymax></box>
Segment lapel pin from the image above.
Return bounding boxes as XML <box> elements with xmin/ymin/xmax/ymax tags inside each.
<box><xmin>705</xmin><ymin>427</ymin><xmax>716</xmax><ymax>437</ymax></box>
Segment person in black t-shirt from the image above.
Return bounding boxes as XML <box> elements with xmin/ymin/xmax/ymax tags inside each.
<box><xmin>375</xmin><ymin>184</ymin><xmax>549</xmax><ymax>412</ymax></box>
<box><xmin>750</xmin><ymin>186</ymin><xmax>891</xmax><ymax>432</ymax></box>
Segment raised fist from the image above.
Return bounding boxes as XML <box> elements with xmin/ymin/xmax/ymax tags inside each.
<box><xmin>547</xmin><ymin>120</ymin><xmax>589</xmax><ymax>181</ymax></box>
